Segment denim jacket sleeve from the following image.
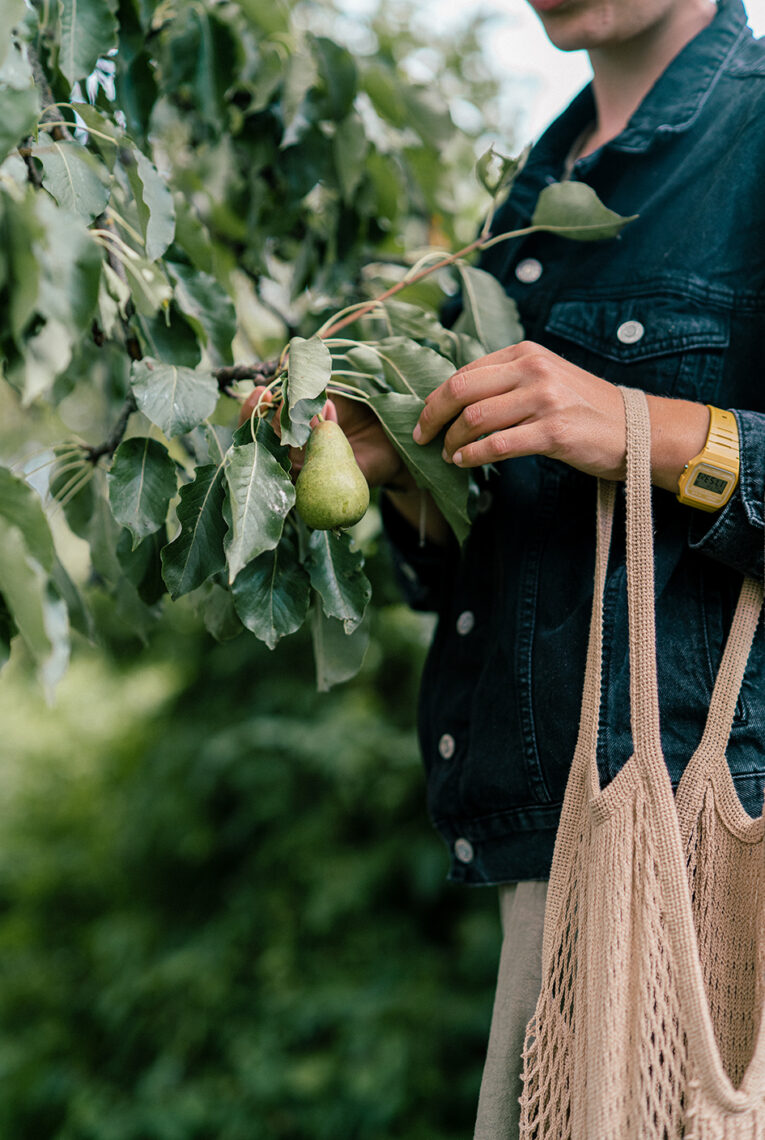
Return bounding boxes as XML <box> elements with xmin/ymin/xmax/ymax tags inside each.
<box><xmin>688</xmin><ymin>409</ymin><xmax>765</xmax><ymax>582</ymax></box>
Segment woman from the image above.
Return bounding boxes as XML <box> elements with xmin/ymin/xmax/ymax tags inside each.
<box><xmin>249</xmin><ymin>0</ymin><xmax>765</xmax><ymax>1132</ymax></box>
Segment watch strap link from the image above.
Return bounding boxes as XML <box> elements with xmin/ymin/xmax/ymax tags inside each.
<box><xmin>705</xmin><ymin>405</ymin><xmax>739</xmax><ymax>456</ymax></box>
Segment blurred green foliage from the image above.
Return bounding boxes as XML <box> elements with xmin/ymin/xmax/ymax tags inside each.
<box><xmin>0</xmin><ymin>569</ymin><xmax>500</xmax><ymax>1138</ymax></box>
<box><xmin>0</xmin><ymin>0</ymin><xmax>514</xmax><ymax>1131</ymax></box>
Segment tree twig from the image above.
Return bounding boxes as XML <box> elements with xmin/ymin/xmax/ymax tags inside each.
<box><xmin>214</xmin><ymin>360</ymin><xmax>280</xmax><ymax>389</ymax></box>
<box><xmin>85</xmin><ymin>395</ymin><xmax>138</xmax><ymax>463</ymax></box>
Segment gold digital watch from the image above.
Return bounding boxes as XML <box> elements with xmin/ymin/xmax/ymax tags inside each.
<box><xmin>676</xmin><ymin>405</ymin><xmax>740</xmax><ymax>512</ymax></box>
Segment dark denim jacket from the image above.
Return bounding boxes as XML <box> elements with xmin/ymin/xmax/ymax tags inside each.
<box><xmin>384</xmin><ymin>0</ymin><xmax>765</xmax><ymax>885</ymax></box>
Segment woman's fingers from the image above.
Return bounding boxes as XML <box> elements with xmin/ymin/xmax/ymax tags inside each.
<box><xmin>413</xmin><ymin>340</ymin><xmax>629</xmax><ymax>480</ymax></box>
<box><xmin>440</xmin><ymin>387</ymin><xmax>538</xmax><ymax>460</ymax></box>
<box><xmin>415</xmin><ymin>361</ymin><xmax>525</xmax><ymax>445</ymax></box>
<box><xmin>238</xmin><ymin>385</ymin><xmax>274</xmax><ymax>426</ymax></box>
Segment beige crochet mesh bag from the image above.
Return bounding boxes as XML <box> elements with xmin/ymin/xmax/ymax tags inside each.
<box><xmin>519</xmin><ymin>386</ymin><xmax>765</xmax><ymax>1139</ymax></box>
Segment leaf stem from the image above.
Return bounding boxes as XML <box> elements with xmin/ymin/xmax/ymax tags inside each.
<box><xmin>325</xmin><ymin>385</ymin><xmax>372</xmax><ymax>406</ymax></box>
<box><xmin>91</xmin><ymin>229</ymin><xmax>141</xmax><ymax>261</ymax></box>
<box><xmin>106</xmin><ymin>207</ymin><xmax>145</xmax><ymax>247</ymax></box>
<box><xmin>51</xmin><ymin>464</ymin><xmax>94</xmax><ymax>508</ymax></box>
<box><xmin>38</xmin><ymin>120</ymin><xmax>119</xmax><ymax>146</ymax></box>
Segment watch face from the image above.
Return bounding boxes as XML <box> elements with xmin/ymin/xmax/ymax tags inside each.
<box><xmin>692</xmin><ymin>470</ymin><xmax>730</xmax><ymax>495</ymax></box>
<box><xmin>684</xmin><ymin>462</ymin><xmax>736</xmax><ymax>508</ymax></box>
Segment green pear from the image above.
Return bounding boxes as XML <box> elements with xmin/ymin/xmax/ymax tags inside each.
<box><xmin>295</xmin><ymin>420</ymin><xmax>370</xmax><ymax>530</ymax></box>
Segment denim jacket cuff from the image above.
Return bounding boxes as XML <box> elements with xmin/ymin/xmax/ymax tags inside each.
<box><xmin>687</xmin><ymin>408</ymin><xmax>765</xmax><ymax>581</ymax></box>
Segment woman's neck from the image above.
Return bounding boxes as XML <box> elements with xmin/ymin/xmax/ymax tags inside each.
<box><xmin>582</xmin><ymin>1</ymin><xmax>716</xmax><ymax>156</ymax></box>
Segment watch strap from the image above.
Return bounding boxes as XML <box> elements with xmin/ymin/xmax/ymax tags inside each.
<box><xmin>676</xmin><ymin>405</ymin><xmax>740</xmax><ymax>511</ymax></box>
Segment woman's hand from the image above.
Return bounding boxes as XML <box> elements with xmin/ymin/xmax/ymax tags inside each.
<box><xmin>412</xmin><ymin>340</ymin><xmax>710</xmax><ymax>493</ymax></box>
<box><xmin>238</xmin><ymin>386</ymin><xmax>450</xmax><ymax>543</ymax></box>
<box><xmin>413</xmin><ymin>341</ymin><xmax>628</xmax><ymax>480</ymax></box>
<box><xmin>238</xmin><ymin>387</ymin><xmax>412</xmax><ymax>489</ymax></box>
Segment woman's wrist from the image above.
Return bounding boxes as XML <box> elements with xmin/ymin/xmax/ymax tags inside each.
<box><xmin>645</xmin><ymin>394</ymin><xmax>711</xmax><ymax>495</ymax></box>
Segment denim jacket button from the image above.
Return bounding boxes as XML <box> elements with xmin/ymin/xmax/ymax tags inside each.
<box><xmin>476</xmin><ymin>489</ymin><xmax>493</xmax><ymax>514</ymax></box>
<box><xmin>515</xmin><ymin>257</ymin><xmax>543</xmax><ymax>284</ymax></box>
<box><xmin>438</xmin><ymin>733</ymin><xmax>456</xmax><ymax>760</ymax></box>
<box><xmin>456</xmin><ymin>610</ymin><xmax>475</xmax><ymax>636</ymax></box>
<box><xmin>454</xmin><ymin>837</ymin><xmax>474</xmax><ymax>864</ymax></box>
<box><xmin>616</xmin><ymin>319</ymin><xmax>645</xmax><ymax>344</ymax></box>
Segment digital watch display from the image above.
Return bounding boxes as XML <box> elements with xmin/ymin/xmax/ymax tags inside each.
<box><xmin>676</xmin><ymin>406</ymin><xmax>740</xmax><ymax>513</ymax></box>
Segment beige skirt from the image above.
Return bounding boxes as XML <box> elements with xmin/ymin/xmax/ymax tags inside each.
<box><xmin>473</xmin><ymin>880</ymin><xmax>549</xmax><ymax>1140</ymax></box>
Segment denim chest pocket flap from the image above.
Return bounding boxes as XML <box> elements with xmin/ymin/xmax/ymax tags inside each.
<box><xmin>544</xmin><ymin>296</ymin><xmax>729</xmax><ymax>365</ymax></box>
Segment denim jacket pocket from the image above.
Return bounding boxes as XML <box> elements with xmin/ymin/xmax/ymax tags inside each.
<box><xmin>544</xmin><ymin>293</ymin><xmax>730</xmax><ymax>402</ymax></box>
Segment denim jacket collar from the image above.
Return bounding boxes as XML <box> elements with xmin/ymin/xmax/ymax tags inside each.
<box><xmin>518</xmin><ymin>0</ymin><xmax>751</xmax><ymax>190</ymax></box>
<box><xmin>614</xmin><ymin>0</ymin><xmax>750</xmax><ymax>151</ymax></box>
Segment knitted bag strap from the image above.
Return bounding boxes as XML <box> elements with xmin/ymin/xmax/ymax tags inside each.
<box><xmin>570</xmin><ymin>477</ymin><xmax>617</xmax><ymax>777</ymax></box>
<box><xmin>620</xmin><ymin>385</ymin><xmax>665</xmax><ymax>764</ymax></box>
<box><xmin>689</xmin><ymin>577</ymin><xmax>763</xmax><ymax>764</ymax></box>
<box><xmin>542</xmin><ymin>475</ymin><xmax>617</xmax><ymax>967</ymax></box>
<box><xmin>620</xmin><ymin>385</ymin><xmax>763</xmax><ymax>777</ymax></box>
<box><xmin>620</xmin><ymin>386</ymin><xmax>765</xmax><ymax>1113</ymax></box>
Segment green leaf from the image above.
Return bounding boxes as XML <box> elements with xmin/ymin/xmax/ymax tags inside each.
<box><xmin>34</xmin><ymin>196</ymin><xmax>103</xmax><ymax>334</ymax></box>
<box><xmin>381</xmin><ymin>302</ymin><xmax>448</xmax><ymax>344</ymax></box>
<box><xmin>311</xmin><ymin>605</ymin><xmax>369</xmax><ymax>692</ymax></box>
<box><xmin>166</xmin><ymin>262</ymin><xmax>236</xmax><ymax>367</ymax></box>
<box><xmin>107</xmin><ymin>437</ymin><xmax>178</xmax><ymax>549</ymax></box>
<box><xmin>58</xmin><ymin>0</ymin><xmax>119</xmax><ymax>83</ymax></box>
<box><xmin>372</xmin><ymin>337</ymin><xmax>456</xmax><ymax>401</ymax></box>
<box><xmin>204</xmin><ymin>423</ymin><xmax>235</xmax><ymax>466</ymax></box>
<box><xmin>333</xmin><ymin>112</ymin><xmax>368</xmax><ymax>202</ymax></box>
<box><xmin>120</xmin><ymin>252</ymin><xmax>173</xmax><ymax>317</ymax></box>
<box><xmin>363</xmin><ymin>62</ymin><xmax>407</xmax><ymax>128</ymax></box>
<box><xmin>51</xmin><ymin>555</ymin><xmax>94</xmax><ymax>641</ymax></box>
<box><xmin>0</xmin><ymin>518</ymin><xmax>69</xmax><ymax>698</ymax></box>
<box><xmin>231</xmin><ymin>533</ymin><xmax>310</xmax><ymax>650</ymax></box>
<box><xmin>222</xmin><ymin>440</ymin><xmax>296</xmax><ymax>583</ymax></box>
<box><xmin>280</xmin><ymin>335</ymin><xmax>332</xmax><ymax>448</ymax></box>
<box><xmin>0</xmin><ymin>466</ymin><xmax>55</xmax><ymax>569</ymax></box>
<box><xmin>475</xmin><ymin>144</ymin><xmax>529</xmax><ymax>197</ymax></box>
<box><xmin>125</xmin><ymin>146</ymin><xmax>176</xmax><ymax>261</ymax></box>
<box><xmin>0</xmin><ymin>0</ymin><xmax>26</xmax><ymax>69</ymax></box>
<box><xmin>36</xmin><ymin>135</ymin><xmax>112</xmax><ymax>223</ymax></box>
<box><xmin>281</xmin><ymin>47</ymin><xmax>319</xmax><ymax>141</ymax></box>
<box><xmin>114</xmin><ymin>47</ymin><xmax>157</xmax><ymax>144</ymax></box>
<box><xmin>366</xmin><ymin>391</ymin><xmax>472</xmax><ymax>543</ymax></box>
<box><xmin>305</xmin><ymin>529</ymin><xmax>370</xmax><ymax>633</ymax></box>
<box><xmin>131</xmin><ymin>360</ymin><xmax>219</xmax><ymax>437</ymax></box>
<box><xmin>162</xmin><ymin>8</ymin><xmax>240</xmax><ymax>133</ymax></box>
<box><xmin>0</xmin><ymin>50</ymin><xmax>39</xmax><ymax>162</ymax></box>
<box><xmin>86</xmin><ymin>475</ymin><xmax>124</xmax><ymax>584</ymax></box>
<box><xmin>161</xmin><ymin>462</ymin><xmax>227</xmax><ymax>599</ymax></box>
<box><xmin>99</xmin><ymin>262</ymin><xmax>131</xmax><ymax>337</ymax></box>
<box><xmin>116</xmin><ymin>528</ymin><xmax>166</xmax><ymax>605</ymax></box>
<box><xmin>310</xmin><ymin>35</ymin><xmax>357</xmax><ymax>120</ymax></box>
<box><xmin>138</xmin><ymin>304</ymin><xmax>202</xmax><ymax>368</ymax></box>
<box><xmin>196</xmin><ymin>581</ymin><xmax>243</xmax><ymax>642</ymax></box>
<box><xmin>455</xmin><ymin>265</ymin><xmax>524</xmax><ymax>354</ymax></box>
<box><xmin>19</xmin><ymin>318</ymin><xmax>73</xmax><ymax>405</ymax></box>
<box><xmin>71</xmin><ymin>102</ymin><xmax>122</xmax><ymax>168</ymax></box>
<box><xmin>531</xmin><ymin>181</ymin><xmax>638</xmax><ymax>241</ymax></box>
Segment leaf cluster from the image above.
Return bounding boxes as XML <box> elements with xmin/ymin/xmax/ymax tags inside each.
<box><xmin>0</xmin><ymin>0</ymin><xmax>636</xmax><ymax>690</ymax></box>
